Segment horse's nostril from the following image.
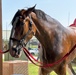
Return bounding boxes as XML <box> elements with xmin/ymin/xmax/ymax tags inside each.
<box><xmin>12</xmin><ymin>47</ymin><xmax>17</xmax><ymax>52</ymax></box>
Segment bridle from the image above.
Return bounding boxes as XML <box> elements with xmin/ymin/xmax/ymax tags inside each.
<box><xmin>10</xmin><ymin>14</ymin><xmax>33</xmax><ymax>53</ymax></box>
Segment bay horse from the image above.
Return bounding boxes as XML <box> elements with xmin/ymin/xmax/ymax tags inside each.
<box><xmin>9</xmin><ymin>5</ymin><xmax>76</xmax><ymax>75</ymax></box>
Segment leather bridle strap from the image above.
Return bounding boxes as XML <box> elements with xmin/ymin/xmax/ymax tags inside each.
<box><xmin>10</xmin><ymin>29</ymin><xmax>31</xmax><ymax>44</ymax></box>
<box><xmin>10</xmin><ymin>38</ymin><xmax>20</xmax><ymax>42</ymax></box>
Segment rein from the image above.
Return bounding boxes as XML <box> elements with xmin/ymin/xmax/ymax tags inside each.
<box><xmin>0</xmin><ymin>44</ymin><xmax>76</xmax><ymax>67</ymax></box>
<box><xmin>0</xmin><ymin>49</ymin><xmax>9</xmax><ymax>54</ymax></box>
<box><xmin>23</xmin><ymin>44</ymin><xmax>76</xmax><ymax>67</ymax></box>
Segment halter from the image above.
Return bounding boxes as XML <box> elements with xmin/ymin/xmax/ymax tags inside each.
<box><xmin>10</xmin><ymin>15</ymin><xmax>33</xmax><ymax>53</ymax></box>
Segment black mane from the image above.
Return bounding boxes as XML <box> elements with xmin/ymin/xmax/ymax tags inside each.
<box><xmin>33</xmin><ymin>9</ymin><xmax>63</xmax><ymax>26</ymax></box>
<box><xmin>34</xmin><ymin>9</ymin><xmax>47</xmax><ymax>21</ymax></box>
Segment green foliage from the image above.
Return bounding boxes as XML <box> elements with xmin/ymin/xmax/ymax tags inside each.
<box><xmin>28</xmin><ymin>63</ymin><xmax>76</xmax><ymax>75</ymax></box>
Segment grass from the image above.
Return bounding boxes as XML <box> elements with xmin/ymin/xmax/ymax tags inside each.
<box><xmin>28</xmin><ymin>63</ymin><xmax>76</xmax><ymax>75</ymax></box>
<box><xmin>73</xmin><ymin>66</ymin><xmax>76</xmax><ymax>72</ymax></box>
<box><xmin>28</xmin><ymin>63</ymin><xmax>57</xmax><ymax>75</ymax></box>
<box><xmin>28</xmin><ymin>63</ymin><xmax>39</xmax><ymax>75</ymax></box>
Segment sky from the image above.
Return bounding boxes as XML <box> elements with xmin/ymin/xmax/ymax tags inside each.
<box><xmin>2</xmin><ymin>0</ymin><xmax>76</xmax><ymax>30</ymax></box>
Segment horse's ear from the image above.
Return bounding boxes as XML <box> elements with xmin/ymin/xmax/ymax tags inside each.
<box><xmin>25</xmin><ymin>5</ymin><xmax>36</xmax><ymax>16</ymax></box>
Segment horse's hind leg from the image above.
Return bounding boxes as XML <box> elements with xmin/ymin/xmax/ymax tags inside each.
<box><xmin>38</xmin><ymin>67</ymin><xmax>50</xmax><ymax>75</ymax></box>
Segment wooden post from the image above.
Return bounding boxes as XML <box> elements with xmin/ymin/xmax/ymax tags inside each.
<box><xmin>0</xmin><ymin>0</ymin><xmax>3</xmax><ymax>75</ymax></box>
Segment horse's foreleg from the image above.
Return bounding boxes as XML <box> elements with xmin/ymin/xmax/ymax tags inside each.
<box><xmin>68</xmin><ymin>63</ymin><xmax>76</xmax><ymax>75</ymax></box>
<box><xmin>67</xmin><ymin>63</ymin><xmax>76</xmax><ymax>75</ymax></box>
<box><xmin>38</xmin><ymin>67</ymin><xmax>50</xmax><ymax>75</ymax></box>
<box><xmin>54</xmin><ymin>63</ymin><xmax>67</xmax><ymax>75</ymax></box>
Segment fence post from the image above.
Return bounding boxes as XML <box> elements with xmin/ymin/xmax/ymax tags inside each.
<box><xmin>0</xmin><ymin>0</ymin><xmax>3</xmax><ymax>75</ymax></box>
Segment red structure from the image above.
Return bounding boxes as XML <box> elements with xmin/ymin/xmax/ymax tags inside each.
<box><xmin>70</xmin><ymin>19</ymin><xmax>76</xmax><ymax>27</ymax></box>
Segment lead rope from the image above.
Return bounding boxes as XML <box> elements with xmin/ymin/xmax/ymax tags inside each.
<box><xmin>23</xmin><ymin>44</ymin><xmax>76</xmax><ymax>67</ymax></box>
<box><xmin>0</xmin><ymin>49</ymin><xmax>9</xmax><ymax>54</ymax></box>
<box><xmin>0</xmin><ymin>44</ymin><xmax>76</xmax><ymax>67</ymax></box>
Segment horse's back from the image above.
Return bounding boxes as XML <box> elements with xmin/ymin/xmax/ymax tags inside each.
<box><xmin>66</xmin><ymin>26</ymin><xmax>76</xmax><ymax>63</ymax></box>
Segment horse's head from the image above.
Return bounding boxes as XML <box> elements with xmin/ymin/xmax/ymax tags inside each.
<box><xmin>9</xmin><ymin>5</ymin><xmax>37</xmax><ymax>58</ymax></box>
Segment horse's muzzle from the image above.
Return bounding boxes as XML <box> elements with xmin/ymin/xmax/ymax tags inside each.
<box><xmin>9</xmin><ymin>46</ymin><xmax>22</xmax><ymax>58</ymax></box>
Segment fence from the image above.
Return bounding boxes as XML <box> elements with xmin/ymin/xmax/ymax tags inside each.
<box><xmin>3</xmin><ymin>60</ymin><xmax>28</xmax><ymax>75</ymax></box>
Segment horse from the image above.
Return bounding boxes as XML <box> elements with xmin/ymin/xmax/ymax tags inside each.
<box><xmin>9</xmin><ymin>5</ymin><xmax>76</xmax><ymax>75</ymax></box>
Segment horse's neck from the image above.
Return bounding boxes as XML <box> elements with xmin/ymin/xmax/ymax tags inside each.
<box><xmin>33</xmin><ymin>18</ymin><xmax>55</xmax><ymax>49</ymax></box>
<box><xmin>32</xmin><ymin>14</ymin><xmax>64</xmax><ymax>40</ymax></box>
<box><xmin>31</xmin><ymin>11</ymin><xmax>64</xmax><ymax>35</ymax></box>
<box><xmin>35</xmin><ymin>30</ymin><xmax>44</xmax><ymax>44</ymax></box>
<box><xmin>31</xmin><ymin>11</ymin><xmax>66</xmax><ymax>49</ymax></box>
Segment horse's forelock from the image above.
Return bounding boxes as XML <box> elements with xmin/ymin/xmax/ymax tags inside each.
<box><xmin>12</xmin><ymin>10</ymin><xmax>21</xmax><ymax>25</ymax></box>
